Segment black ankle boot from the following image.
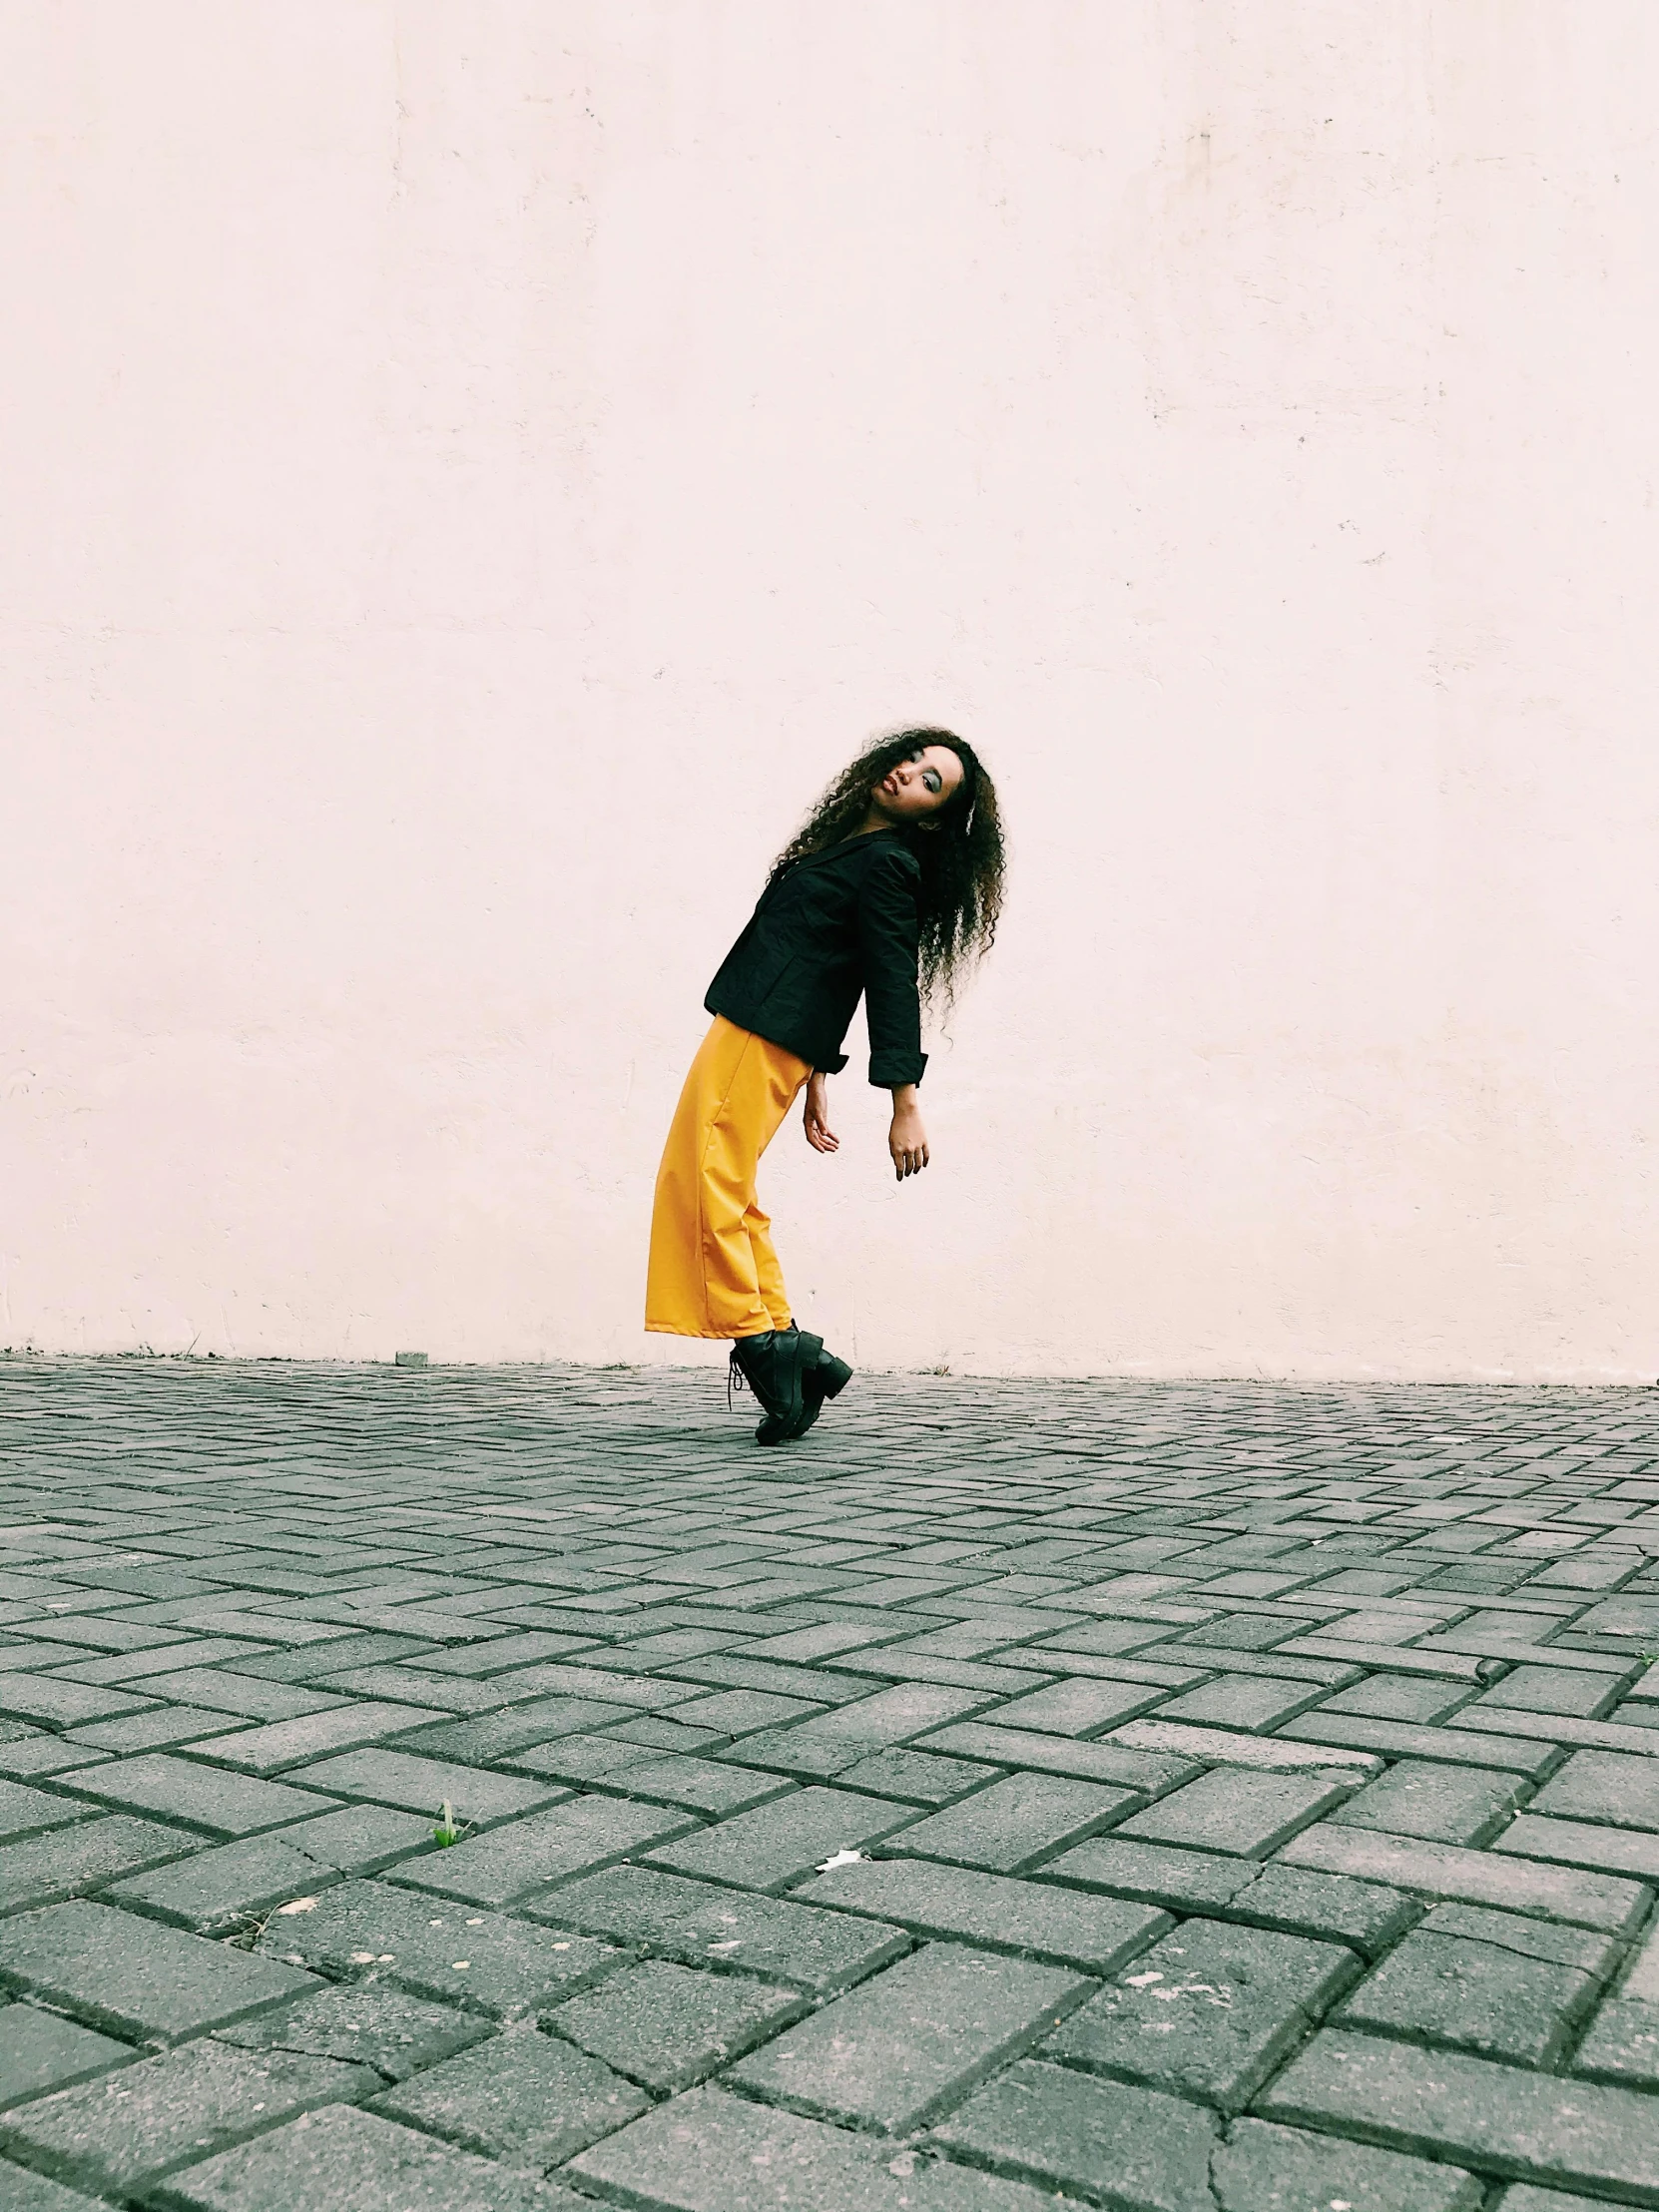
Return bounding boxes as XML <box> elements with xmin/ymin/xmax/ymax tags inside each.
<box><xmin>729</xmin><ymin>1329</ymin><xmax>819</xmax><ymax>1444</ymax></box>
<box><xmin>755</xmin><ymin>1340</ymin><xmax>852</xmax><ymax>1445</ymax></box>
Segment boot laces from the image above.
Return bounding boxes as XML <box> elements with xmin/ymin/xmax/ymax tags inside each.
<box><xmin>728</xmin><ymin>1346</ymin><xmax>750</xmax><ymax>1410</ymax></box>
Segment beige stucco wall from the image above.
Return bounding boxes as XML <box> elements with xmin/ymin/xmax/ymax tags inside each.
<box><xmin>4</xmin><ymin>3</ymin><xmax>1657</xmax><ymax>1379</ymax></box>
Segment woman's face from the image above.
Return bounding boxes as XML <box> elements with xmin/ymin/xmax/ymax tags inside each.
<box><xmin>870</xmin><ymin>744</ymin><xmax>964</xmax><ymax>824</ymax></box>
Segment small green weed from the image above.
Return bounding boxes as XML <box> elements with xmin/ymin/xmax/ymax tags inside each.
<box><xmin>432</xmin><ymin>1799</ymin><xmax>470</xmax><ymax>1848</ymax></box>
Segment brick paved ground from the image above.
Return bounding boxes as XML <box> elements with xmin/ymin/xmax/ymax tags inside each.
<box><xmin>5</xmin><ymin>1364</ymin><xmax>1659</xmax><ymax>2208</ymax></box>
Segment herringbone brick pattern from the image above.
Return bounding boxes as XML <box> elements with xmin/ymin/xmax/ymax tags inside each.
<box><xmin>4</xmin><ymin>1359</ymin><xmax>1659</xmax><ymax>2207</ymax></box>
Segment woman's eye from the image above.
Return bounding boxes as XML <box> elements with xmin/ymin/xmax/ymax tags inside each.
<box><xmin>923</xmin><ymin>771</ymin><xmax>941</xmax><ymax>794</ymax></box>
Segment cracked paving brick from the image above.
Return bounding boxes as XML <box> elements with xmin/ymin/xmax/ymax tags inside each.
<box><xmin>0</xmin><ymin>1900</ymin><xmax>315</xmax><ymax>2042</ymax></box>
<box><xmin>928</xmin><ymin>2055</ymin><xmax>1220</xmax><ymax>2211</ymax></box>
<box><xmin>1042</xmin><ymin>1917</ymin><xmax>1358</xmax><ymax>2113</ymax></box>
<box><xmin>1335</xmin><ymin>1926</ymin><xmax>1601</xmax><ymax>2065</ymax></box>
<box><xmin>143</xmin><ymin>2103</ymin><xmax>589</xmax><ymax>2211</ymax></box>
<box><xmin>543</xmin><ymin>1956</ymin><xmax>807</xmax><ymax>2091</ymax></box>
<box><xmin>570</xmin><ymin>2080</ymin><xmax>1060</xmax><ymax>2212</ymax></box>
<box><xmin>218</xmin><ymin>1981</ymin><xmax>495</xmax><ymax>2080</ymax></box>
<box><xmin>1261</xmin><ymin>2027</ymin><xmax>1659</xmax><ymax>2199</ymax></box>
<box><xmin>0</xmin><ymin>2037</ymin><xmax>374</xmax><ymax>2196</ymax></box>
<box><xmin>723</xmin><ymin>1940</ymin><xmax>1090</xmax><ymax>2134</ymax></box>
<box><xmin>256</xmin><ymin>1877</ymin><xmax>619</xmax><ymax>2016</ymax></box>
<box><xmin>369</xmin><ymin>2025</ymin><xmax>649</xmax><ymax>2168</ymax></box>
<box><xmin>796</xmin><ymin>1856</ymin><xmax>1168</xmax><ymax>1974</ymax></box>
<box><xmin>888</xmin><ymin>1771</ymin><xmax>1136</xmax><ymax>1873</ymax></box>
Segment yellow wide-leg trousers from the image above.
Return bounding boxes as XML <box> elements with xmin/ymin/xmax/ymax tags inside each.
<box><xmin>645</xmin><ymin>1016</ymin><xmax>811</xmax><ymax>1340</ymax></box>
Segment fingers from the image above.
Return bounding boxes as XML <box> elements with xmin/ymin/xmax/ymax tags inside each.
<box><xmin>889</xmin><ymin>1144</ymin><xmax>930</xmax><ymax>1180</ymax></box>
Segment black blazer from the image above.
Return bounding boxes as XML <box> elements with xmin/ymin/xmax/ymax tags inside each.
<box><xmin>705</xmin><ymin>830</ymin><xmax>927</xmax><ymax>1086</ymax></box>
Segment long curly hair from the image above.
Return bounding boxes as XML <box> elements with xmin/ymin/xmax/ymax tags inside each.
<box><xmin>770</xmin><ymin>728</ymin><xmax>1005</xmax><ymax>1007</ymax></box>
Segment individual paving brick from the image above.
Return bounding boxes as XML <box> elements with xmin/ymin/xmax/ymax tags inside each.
<box><xmin>545</xmin><ymin>1956</ymin><xmax>807</xmax><ymax>2090</ymax></box>
<box><xmin>391</xmin><ymin>1794</ymin><xmax>699</xmax><ymax>1908</ymax></box>
<box><xmin>1039</xmin><ymin>1617</ymin><xmax>1186</xmax><ymax>1656</ymax></box>
<box><xmin>1233</xmin><ymin>1866</ymin><xmax>1424</xmax><ymax>1958</ymax></box>
<box><xmin>0</xmin><ymin>2037</ymin><xmax>374</xmax><ymax>2196</ymax></box>
<box><xmin>1043</xmin><ymin>1917</ymin><xmax>1356</xmax><ymax>2112</ymax></box>
<box><xmin>226</xmin><ymin>1632</ymin><xmax>438</xmax><ymax>1681</ymax></box>
<box><xmin>102</xmin><ymin>1808</ymin><xmax>429</xmax><ymax>1932</ymax></box>
<box><xmin>1496</xmin><ymin>2193</ymin><xmax>1635</xmax><ymax>2212</ymax></box>
<box><xmin>1152</xmin><ymin>1674</ymin><xmax>1329</xmax><ymax>1732</ymax></box>
<box><xmin>503</xmin><ymin>1733</ymin><xmax>657</xmax><ymax>1785</ymax></box>
<box><xmin>52</xmin><ymin>1751</ymin><xmax>339</xmax><ymax>1837</ymax></box>
<box><xmin>1416</xmin><ymin>1901</ymin><xmax>1618</xmax><ymax>1975</ymax></box>
<box><xmin>0</xmin><ymin>1899</ymin><xmax>315</xmax><ymax>2041</ymax></box>
<box><xmin>256</xmin><ymin>1877</ymin><xmax>619</xmax><ymax>2017</ymax></box>
<box><xmin>929</xmin><ymin>2055</ymin><xmax>1220</xmax><ymax>2210</ymax></box>
<box><xmin>726</xmin><ymin>1683</ymin><xmax>997</xmax><ymax>1772</ymax></box>
<box><xmin>1476</xmin><ymin>1666</ymin><xmax>1619</xmax><ymax>1718</ymax></box>
<box><xmin>597</xmin><ymin>1714</ymin><xmax>734</xmax><ymax>1755</ymax></box>
<box><xmin>724</xmin><ymin>1939</ymin><xmax>1089</xmax><ymax>2134</ymax></box>
<box><xmin>0</xmin><ymin>1677</ymin><xmax>154</xmax><ymax>1729</ymax></box>
<box><xmin>645</xmin><ymin>1786</ymin><xmax>915</xmax><ymax>1892</ymax></box>
<box><xmin>570</xmin><ymin>2081</ymin><xmax>1057</xmax><ymax>2212</ymax></box>
<box><xmin>284</xmin><ymin>1748</ymin><xmax>565</xmax><ymax>1825</ymax></box>
<box><xmin>1335</xmin><ymin>1927</ymin><xmax>1600</xmax><ymax>2064</ymax></box>
<box><xmin>370</xmin><ymin>2025</ymin><xmax>649</xmax><ymax>2168</ymax></box>
<box><xmin>1212</xmin><ymin>2117</ymin><xmax>1483</xmax><ymax>2212</ymax></box>
<box><xmin>406</xmin><ymin>1630</ymin><xmax>598</xmax><ymax>1675</ymax></box>
<box><xmin>833</xmin><ymin>1749</ymin><xmax>1001</xmax><ymax>1804</ymax></box>
<box><xmin>1572</xmin><ymin>1996</ymin><xmax>1659</xmax><ymax>2088</ymax></box>
<box><xmin>1278</xmin><ymin>1824</ymin><xmax>1649</xmax><ymax>1934</ymax></box>
<box><xmin>63</xmin><ymin>1704</ymin><xmax>244</xmax><ymax>1753</ymax></box>
<box><xmin>797</xmin><ymin>1857</ymin><xmax>1169</xmax><ymax>1973</ymax></box>
<box><xmin>1319</xmin><ymin>1675</ymin><xmax>1479</xmax><ymax>1723</ymax></box>
<box><xmin>1531</xmin><ymin>1748</ymin><xmax>1659</xmax><ymax>1829</ymax></box>
<box><xmin>1115</xmin><ymin>1767</ymin><xmax>1358</xmax><ymax>1858</ymax></box>
<box><xmin>276</xmin><ymin>1799</ymin><xmax>438</xmax><ymax>1869</ymax></box>
<box><xmin>189</xmin><ymin>1701</ymin><xmax>448</xmax><ymax>1774</ymax></box>
<box><xmin>891</xmin><ymin>1772</ymin><xmax>1136</xmax><ymax>1873</ymax></box>
<box><xmin>587</xmin><ymin>1753</ymin><xmax>794</xmax><ymax>1817</ymax></box>
<box><xmin>302</xmin><ymin>1663</ymin><xmax>536</xmax><ymax>1713</ymax></box>
<box><xmin>0</xmin><ymin>1813</ymin><xmax>194</xmax><ymax>1912</ymax></box>
<box><xmin>140</xmin><ymin>2101</ymin><xmax>587</xmax><ymax>2212</ymax></box>
<box><xmin>1261</xmin><ymin>2027</ymin><xmax>1659</xmax><ymax>2200</ymax></box>
<box><xmin>0</xmin><ymin>1739</ymin><xmax>109</xmax><ymax>1781</ymax></box>
<box><xmin>0</xmin><ymin>1782</ymin><xmax>92</xmax><ymax>1846</ymax></box>
<box><xmin>136</xmin><ymin>1668</ymin><xmax>351</xmax><ymax>1720</ymax></box>
<box><xmin>219</xmin><ymin>1980</ymin><xmax>496</xmax><ymax>2080</ymax></box>
<box><xmin>1043</xmin><ymin>1834</ymin><xmax>1261</xmax><ymax>1914</ymax></box>
<box><xmin>1036</xmin><ymin>1838</ymin><xmax>1417</xmax><ymax>1955</ymax></box>
<box><xmin>663</xmin><ymin>1688</ymin><xmax>828</xmax><ymax>1734</ymax></box>
<box><xmin>0</xmin><ymin>2004</ymin><xmax>134</xmax><ymax>2112</ymax></box>
<box><xmin>1108</xmin><ymin>1718</ymin><xmax>1382</xmax><ymax>1778</ymax></box>
<box><xmin>1496</xmin><ymin>1812</ymin><xmax>1659</xmax><ymax>1882</ymax></box>
<box><xmin>536</xmin><ymin>1863</ymin><xmax>907</xmax><ymax>1991</ymax></box>
<box><xmin>1331</xmin><ymin>1759</ymin><xmax>1529</xmax><ymax>1846</ymax></box>
<box><xmin>980</xmin><ymin>1677</ymin><xmax>1166</xmax><ymax>1736</ymax></box>
<box><xmin>1278</xmin><ymin>1713</ymin><xmax>1560</xmax><ymax>1778</ymax></box>
<box><xmin>0</xmin><ymin>2165</ymin><xmax>110</xmax><ymax>2212</ymax></box>
<box><xmin>917</xmin><ymin>1721</ymin><xmax>1194</xmax><ymax>1793</ymax></box>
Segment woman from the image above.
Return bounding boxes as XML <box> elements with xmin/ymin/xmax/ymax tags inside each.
<box><xmin>646</xmin><ymin>727</ymin><xmax>1005</xmax><ymax>1444</ymax></box>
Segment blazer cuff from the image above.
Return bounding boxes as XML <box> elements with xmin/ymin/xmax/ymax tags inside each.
<box><xmin>869</xmin><ymin>1050</ymin><xmax>926</xmax><ymax>1088</ymax></box>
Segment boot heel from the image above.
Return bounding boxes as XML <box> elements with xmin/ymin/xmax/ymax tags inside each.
<box><xmin>816</xmin><ymin>1354</ymin><xmax>853</xmax><ymax>1399</ymax></box>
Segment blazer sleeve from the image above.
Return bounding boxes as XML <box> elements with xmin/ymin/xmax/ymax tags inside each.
<box><xmin>857</xmin><ymin>844</ymin><xmax>928</xmax><ymax>1088</ymax></box>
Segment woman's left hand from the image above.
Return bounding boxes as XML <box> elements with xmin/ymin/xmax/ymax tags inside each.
<box><xmin>803</xmin><ymin>1072</ymin><xmax>838</xmax><ymax>1154</ymax></box>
